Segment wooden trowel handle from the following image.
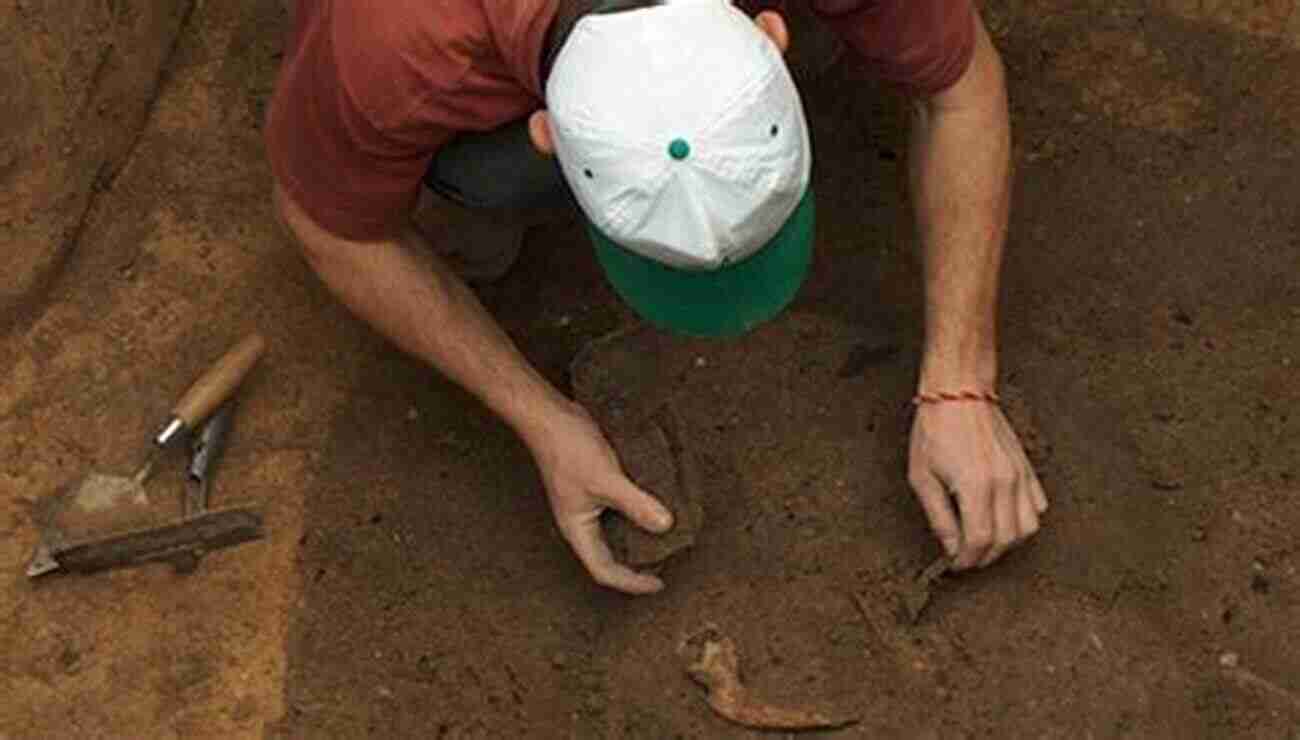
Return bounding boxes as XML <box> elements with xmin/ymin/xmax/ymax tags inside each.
<box><xmin>172</xmin><ymin>334</ymin><xmax>266</xmax><ymax>427</ymax></box>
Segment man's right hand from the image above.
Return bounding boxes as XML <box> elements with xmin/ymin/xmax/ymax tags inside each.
<box><xmin>272</xmin><ymin>185</ymin><xmax>672</xmax><ymax>593</ymax></box>
<box><xmin>526</xmin><ymin>400</ymin><xmax>674</xmax><ymax>594</ymax></box>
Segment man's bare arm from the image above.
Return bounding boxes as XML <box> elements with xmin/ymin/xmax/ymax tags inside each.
<box><xmin>273</xmin><ymin>185</ymin><xmax>672</xmax><ymax>592</ymax></box>
<box><xmin>911</xmin><ymin>13</ymin><xmax>1008</xmax><ymax>391</ymax></box>
<box><xmin>275</xmin><ymin>187</ymin><xmax>560</xmax><ymax>436</ymax></box>
<box><xmin>904</xmin><ymin>12</ymin><xmax>1047</xmax><ymax>569</ymax></box>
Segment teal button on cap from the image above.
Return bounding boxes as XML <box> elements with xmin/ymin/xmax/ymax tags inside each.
<box><xmin>668</xmin><ymin>138</ymin><xmax>691</xmax><ymax>160</ymax></box>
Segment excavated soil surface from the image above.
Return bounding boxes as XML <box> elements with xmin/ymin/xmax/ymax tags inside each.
<box><xmin>2</xmin><ymin>1</ymin><xmax>1298</xmax><ymax>737</ymax></box>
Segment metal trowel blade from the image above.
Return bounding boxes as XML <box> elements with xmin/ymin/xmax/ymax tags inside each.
<box><xmin>26</xmin><ymin>470</ymin><xmax>171</xmax><ymax>578</ymax></box>
<box><xmin>26</xmin><ymin>543</ymin><xmax>60</xmax><ymax>577</ymax></box>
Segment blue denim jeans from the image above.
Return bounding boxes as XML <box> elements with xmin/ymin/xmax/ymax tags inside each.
<box><xmin>423</xmin><ymin>118</ymin><xmax>574</xmax><ymax>213</ymax></box>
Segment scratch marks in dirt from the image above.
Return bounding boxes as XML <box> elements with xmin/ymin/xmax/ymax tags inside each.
<box><xmin>1219</xmin><ymin>653</ymin><xmax>1300</xmax><ymax>717</ymax></box>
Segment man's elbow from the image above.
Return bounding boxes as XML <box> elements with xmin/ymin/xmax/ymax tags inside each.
<box><xmin>271</xmin><ymin>182</ymin><xmax>336</xmax><ymax>270</ymax></box>
<box><xmin>924</xmin><ymin>13</ymin><xmax>1008</xmax><ymax>118</ymax></box>
<box><xmin>977</xmin><ymin>33</ymin><xmax>1008</xmax><ymax>106</ymax></box>
<box><xmin>271</xmin><ymin>182</ymin><xmax>303</xmax><ymax>245</ymax></box>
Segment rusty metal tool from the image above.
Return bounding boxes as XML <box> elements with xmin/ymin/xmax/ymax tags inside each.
<box><xmin>26</xmin><ymin>335</ymin><xmax>267</xmax><ymax>578</ymax></box>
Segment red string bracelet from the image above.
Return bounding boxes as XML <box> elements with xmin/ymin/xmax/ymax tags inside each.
<box><xmin>911</xmin><ymin>390</ymin><xmax>1002</xmax><ymax>406</ymax></box>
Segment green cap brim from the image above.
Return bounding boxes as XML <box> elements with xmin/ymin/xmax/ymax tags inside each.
<box><xmin>589</xmin><ymin>188</ymin><xmax>815</xmax><ymax>338</ymax></box>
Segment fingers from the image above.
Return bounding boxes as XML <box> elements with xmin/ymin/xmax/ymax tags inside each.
<box><xmin>1031</xmin><ymin>474</ymin><xmax>1049</xmax><ymax>514</ymax></box>
<box><xmin>598</xmin><ymin>474</ymin><xmax>674</xmax><ymax>534</ymax></box>
<box><xmin>908</xmin><ymin>467</ymin><xmax>962</xmax><ymax>558</ymax></box>
<box><xmin>559</xmin><ymin>512</ymin><xmax>664</xmax><ymax>595</ymax></box>
<box><xmin>910</xmin><ymin>403</ymin><xmax>1049</xmax><ymax>572</ymax></box>
<box><xmin>979</xmin><ymin>473</ymin><xmax>1019</xmax><ymax>568</ymax></box>
<box><xmin>960</xmin><ymin>470</ymin><xmax>1045</xmax><ymax>570</ymax></box>
<box><xmin>997</xmin><ymin>415</ymin><xmax>1049</xmax><ymax>516</ymax></box>
<box><xmin>558</xmin><ymin>473</ymin><xmax>673</xmax><ymax>596</ymax></box>
<box><xmin>956</xmin><ymin>470</ymin><xmax>1047</xmax><ymax>570</ymax></box>
<box><xmin>1017</xmin><ymin>479</ymin><xmax>1041</xmax><ymax>542</ymax></box>
<box><xmin>952</xmin><ymin>481</ymin><xmax>995</xmax><ymax>570</ymax></box>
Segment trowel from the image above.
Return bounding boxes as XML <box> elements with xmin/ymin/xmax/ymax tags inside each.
<box><xmin>26</xmin><ymin>334</ymin><xmax>267</xmax><ymax>578</ymax></box>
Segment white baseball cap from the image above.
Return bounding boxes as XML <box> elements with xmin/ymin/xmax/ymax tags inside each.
<box><xmin>546</xmin><ymin>0</ymin><xmax>815</xmax><ymax>337</ymax></box>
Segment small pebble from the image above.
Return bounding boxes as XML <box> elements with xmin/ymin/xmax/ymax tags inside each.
<box><xmin>407</xmin><ymin>406</ymin><xmax>419</xmax><ymax>421</ymax></box>
<box><xmin>1219</xmin><ymin>652</ymin><xmax>1240</xmax><ymax>668</ymax></box>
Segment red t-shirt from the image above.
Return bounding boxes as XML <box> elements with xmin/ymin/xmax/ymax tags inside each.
<box><xmin>266</xmin><ymin>0</ymin><xmax>975</xmax><ymax>241</ymax></box>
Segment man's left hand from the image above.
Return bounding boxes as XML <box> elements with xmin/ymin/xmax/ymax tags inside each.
<box><xmin>906</xmin><ymin>401</ymin><xmax>1048</xmax><ymax>569</ymax></box>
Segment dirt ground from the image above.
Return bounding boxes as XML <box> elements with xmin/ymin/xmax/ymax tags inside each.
<box><xmin>2</xmin><ymin>1</ymin><xmax>1298</xmax><ymax>738</ymax></box>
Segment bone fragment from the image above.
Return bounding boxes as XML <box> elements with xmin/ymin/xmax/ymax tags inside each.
<box><xmin>682</xmin><ymin>627</ymin><xmax>858</xmax><ymax>731</ymax></box>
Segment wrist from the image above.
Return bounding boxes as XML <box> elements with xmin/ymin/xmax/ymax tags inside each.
<box><xmin>912</xmin><ymin>389</ymin><xmax>1001</xmax><ymax>407</ymax></box>
<box><xmin>508</xmin><ymin>388</ymin><xmax>583</xmax><ymax>453</ymax></box>
<box><xmin>917</xmin><ymin>344</ymin><xmax>998</xmax><ymax>394</ymax></box>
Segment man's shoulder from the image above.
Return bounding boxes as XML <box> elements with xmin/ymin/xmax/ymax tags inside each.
<box><xmin>807</xmin><ymin>0</ymin><xmax>877</xmax><ymax>16</ymax></box>
<box><xmin>805</xmin><ymin>0</ymin><xmax>976</xmax><ymax>96</ymax></box>
<box><xmin>327</xmin><ymin>0</ymin><xmax>487</xmax><ymax>72</ymax></box>
<box><xmin>322</xmin><ymin>0</ymin><xmax>556</xmax><ymax>101</ymax></box>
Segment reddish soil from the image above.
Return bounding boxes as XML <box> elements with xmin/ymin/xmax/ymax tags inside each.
<box><xmin>2</xmin><ymin>1</ymin><xmax>1297</xmax><ymax>738</ymax></box>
